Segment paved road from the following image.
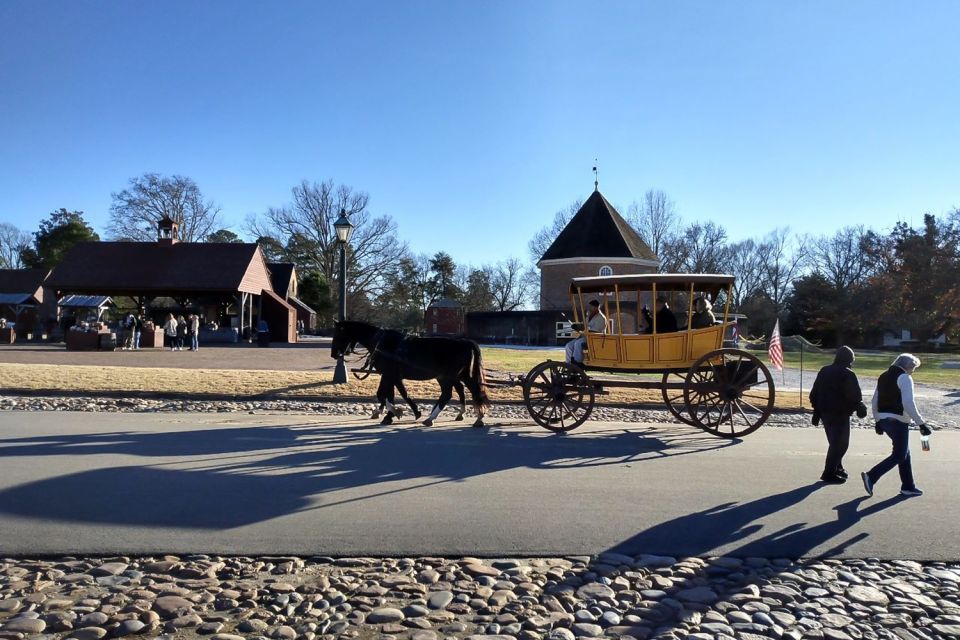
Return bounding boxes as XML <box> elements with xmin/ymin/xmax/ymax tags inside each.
<box><xmin>0</xmin><ymin>411</ymin><xmax>957</xmax><ymax>560</ymax></box>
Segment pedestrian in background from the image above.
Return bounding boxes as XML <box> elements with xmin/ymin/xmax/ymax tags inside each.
<box><xmin>163</xmin><ymin>313</ymin><xmax>178</xmax><ymax>351</ymax></box>
<box><xmin>862</xmin><ymin>353</ymin><xmax>931</xmax><ymax>498</ymax></box>
<box><xmin>809</xmin><ymin>346</ymin><xmax>867</xmax><ymax>484</ymax></box>
<box><xmin>189</xmin><ymin>314</ymin><xmax>200</xmax><ymax>351</ymax></box>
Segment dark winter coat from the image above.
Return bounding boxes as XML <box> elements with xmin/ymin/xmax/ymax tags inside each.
<box><xmin>809</xmin><ymin>346</ymin><xmax>865</xmax><ymax>417</ymax></box>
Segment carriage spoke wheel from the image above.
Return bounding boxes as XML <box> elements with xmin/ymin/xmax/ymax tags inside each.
<box><xmin>523</xmin><ymin>361</ymin><xmax>595</xmax><ymax>433</ymax></box>
<box><xmin>683</xmin><ymin>348</ymin><xmax>775</xmax><ymax>438</ymax></box>
<box><xmin>661</xmin><ymin>371</ymin><xmax>697</xmax><ymax>426</ymax></box>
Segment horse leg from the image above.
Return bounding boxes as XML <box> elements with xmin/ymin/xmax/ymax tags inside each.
<box><xmin>463</xmin><ymin>375</ymin><xmax>486</xmax><ymax>428</ymax></box>
<box><xmin>378</xmin><ymin>376</ymin><xmax>397</xmax><ymax>425</ymax></box>
<box><xmin>423</xmin><ymin>382</ymin><xmax>453</xmax><ymax>427</ymax></box>
<box><xmin>453</xmin><ymin>381</ymin><xmax>466</xmax><ymax>421</ymax></box>
<box><xmin>396</xmin><ymin>380</ymin><xmax>420</xmax><ymax>419</ymax></box>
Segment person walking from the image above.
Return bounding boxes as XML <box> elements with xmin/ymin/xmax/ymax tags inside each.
<box><xmin>809</xmin><ymin>346</ymin><xmax>868</xmax><ymax>484</ymax></box>
<box><xmin>189</xmin><ymin>314</ymin><xmax>200</xmax><ymax>351</ymax></box>
<box><xmin>862</xmin><ymin>353</ymin><xmax>931</xmax><ymax>498</ymax></box>
<box><xmin>163</xmin><ymin>313</ymin><xmax>178</xmax><ymax>351</ymax></box>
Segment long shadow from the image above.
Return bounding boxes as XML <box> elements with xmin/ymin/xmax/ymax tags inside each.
<box><xmin>0</xmin><ymin>419</ymin><xmax>733</xmax><ymax>530</ymax></box>
<box><xmin>602</xmin><ymin>484</ymin><xmax>906</xmax><ymax>635</ymax></box>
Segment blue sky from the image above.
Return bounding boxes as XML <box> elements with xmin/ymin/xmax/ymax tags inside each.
<box><xmin>1</xmin><ymin>1</ymin><xmax>958</xmax><ymax>266</ymax></box>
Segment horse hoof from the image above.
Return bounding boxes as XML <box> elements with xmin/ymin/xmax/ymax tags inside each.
<box><xmin>472</xmin><ymin>419</ymin><xmax>485</xmax><ymax>428</ymax></box>
<box><xmin>455</xmin><ymin>414</ymin><xmax>464</xmax><ymax>421</ymax></box>
<box><xmin>380</xmin><ymin>416</ymin><xmax>393</xmax><ymax>426</ymax></box>
<box><xmin>413</xmin><ymin>409</ymin><xmax>422</xmax><ymax>420</ymax></box>
<box><xmin>423</xmin><ymin>419</ymin><xmax>433</xmax><ymax>427</ymax></box>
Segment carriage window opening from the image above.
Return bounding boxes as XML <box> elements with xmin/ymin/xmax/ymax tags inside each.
<box><xmin>599</xmin><ymin>266</ymin><xmax>613</xmax><ymax>277</ymax></box>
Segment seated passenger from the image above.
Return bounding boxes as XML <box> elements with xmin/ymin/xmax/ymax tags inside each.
<box><xmin>565</xmin><ymin>299</ymin><xmax>607</xmax><ymax>365</ymax></box>
<box><xmin>690</xmin><ymin>297</ymin><xmax>717</xmax><ymax>329</ymax></box>
<box><xmin>641</xmin><ymin>296</ymin><xmax>678</xmax><ymax>334</ymax></box>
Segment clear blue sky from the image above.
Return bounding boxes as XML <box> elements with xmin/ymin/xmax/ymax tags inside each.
<box><xmin>1</xmin><ymin>1</ymin><xmax>958</xmax><ymax>266</ymax></box>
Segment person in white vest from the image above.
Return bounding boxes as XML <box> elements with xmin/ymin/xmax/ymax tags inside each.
<box><xmin>565</xmin><ymin>299</ymin><xmax>607</xmax><ymax>366</ymax></box>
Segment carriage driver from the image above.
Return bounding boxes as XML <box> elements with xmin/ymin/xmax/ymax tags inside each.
<box><xmin>565</xmin><ymin>299</ymin><xmax>607</xmax><ymax>365</ymax></box>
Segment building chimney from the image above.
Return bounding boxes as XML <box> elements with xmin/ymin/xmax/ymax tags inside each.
<box><xmin>157</xmin><ymin>215</ymin><xmax>179</xmax><ymax>245</ymax></box>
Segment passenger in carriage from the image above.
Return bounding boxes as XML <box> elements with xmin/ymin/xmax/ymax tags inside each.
<box><xmin>565</xmin><ymin>299</ymin><xmax>606</xmax><ymax>365</ymax></box>
<box><xmin>690</xmin><ymin>297</ymin><xmax>717</xmax><ymax>329</ymax></box>
<box><xmin>641</xmin><ymin>296</ymin><xmax>678</xmax><ymax>334</ymax></box>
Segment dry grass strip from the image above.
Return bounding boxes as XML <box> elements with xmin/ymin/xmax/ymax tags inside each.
<box><xmin>0</xmin><ymin>362</ymin><xmax>803</xmax><ymax>410</ymax></box>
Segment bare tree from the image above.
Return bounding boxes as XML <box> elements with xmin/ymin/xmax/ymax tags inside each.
<box><xmin>810</xmin><ymin>226</ymin><xmax>872</xmax><ymax>291</ymax></box>
<box><xmin>756</xmin><ymin>228</ymin><xmax>809</xmax><ymax>312</ymax></box>
<box><xmin>659</xmin><ymin>221</ymin><xmax>729</xmax><ymax>273</ymax></box>
<box><xmin>626</xmin><ymin>189</ymin><xmax>680</xmax><ymax>260</ymax></box>
<box><xmin>490</xmin><ymin>257</ymin><xmax>532</xmax><ymax>311</ymax></box>
<box><xmin>726</xmin><ymin>238</ymin><xmax>765</xmax><ymax>307</ymax></box>
<box><xmin>245</xmin><ymin>180</ymin><xmax>407</xmax><ymax>300</ymax></box>
<box><xmin>108</xmin><ymin>173</ymin><xmax>222</xmax><ymax>242</ymax></box>
<box><xmin>0</xmin><ymin>223</ymin><xmax>31</xmax><ymax>269</ymax></box>
<box><xmin>528</xmin><ymin>199</ymin><xmax>583</xmax><ymax>262</ymax></box>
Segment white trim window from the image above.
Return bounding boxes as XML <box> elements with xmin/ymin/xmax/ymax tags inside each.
<box><xmin>598</xmin><ymin>265</ymin><xmax>613</xmax><ymax>277</ymax></box>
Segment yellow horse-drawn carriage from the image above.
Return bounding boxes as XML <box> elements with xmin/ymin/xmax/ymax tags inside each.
<box><xmin>521</xmin><ymin>273</ymin><xmax>775</xmax><ymax>438</ymax></box>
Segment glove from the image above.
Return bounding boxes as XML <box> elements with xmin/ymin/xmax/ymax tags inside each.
<box><xmin>919</xmin><ymin>424</ymin><xmax>932</xmax><ymax>437</ymax></box>
<box><xmin>875</xmin><ymin>422</ymin><xmax>884</xmax><ymax>435</ymax></box>
<box><xmin>856</xmin><ymin>403</ymin><xmax>868</xmax><ymax>419</ymax></box>
<box><xmin>571</xmin><ymin>323</ymin><xmax>584</xmax><ymax>332</ymax></box>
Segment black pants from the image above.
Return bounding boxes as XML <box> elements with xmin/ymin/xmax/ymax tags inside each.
<box><xmin>822</xmin><ymin>413</ymin><xmax>851</xmax><ymax>478</ymax></box>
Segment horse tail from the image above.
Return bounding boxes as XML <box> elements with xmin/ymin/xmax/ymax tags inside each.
<box><xmin>471</xmin><ymin>341</ymin><xmax>490</xmax><ymax>409</ymax></box>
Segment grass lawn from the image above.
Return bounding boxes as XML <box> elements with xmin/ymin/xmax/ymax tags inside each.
<box><xmin>774</xmin><ymin>350</ymin><xmax>960</xmax><ymax>387</ymax></box>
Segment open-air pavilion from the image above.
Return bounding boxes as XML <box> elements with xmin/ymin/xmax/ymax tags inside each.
<box><xmin>45</xmin><ymin>218</ymin><xmax>297</xmax><ymax>343</ymax></box>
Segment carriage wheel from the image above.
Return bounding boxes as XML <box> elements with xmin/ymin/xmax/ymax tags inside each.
<box><xmin>683</xmin><ymin>348</ymin><xmax>775</xmax><ymax>438</ymax></box>
<box><xmin>661</xmin><ymin>371</ymin><xmax>697</xmax><ymax>426</ymax></box>
<box><xmin>523</xmin><ymin>361</ymin><xmax>596</xmax><ymax>433</ymax></box>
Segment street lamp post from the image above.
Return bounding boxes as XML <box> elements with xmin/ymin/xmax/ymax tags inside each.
<box><xmin>332</xmin><ymin>209</ymin><xmax>355</xmax><ymax>384</ymax></box>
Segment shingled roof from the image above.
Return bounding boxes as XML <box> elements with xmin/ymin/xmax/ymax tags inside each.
<box><xmin>0</xmin><ymin>269</ymin><xmax>50</xmax><ymax>296</ymax></box>
<box><xmin>539</xmin><ymin>190</ymin><xmax>658</xmax><ymax>263</ymax></box>
<box><xmin>267</xmin><ymin>263</ymin><xmax>296</xmax><ymax>298</ymax></box>
<box><xmin>46</xmin><ymin>242</ymin><xmax>273</xmax><ymax>296</ymax></box>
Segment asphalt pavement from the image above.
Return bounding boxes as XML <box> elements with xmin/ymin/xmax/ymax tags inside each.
<box><xmin>0</xmin><ymin>411</ymin><xmax>957</xmax><ymax>560</ymax></box>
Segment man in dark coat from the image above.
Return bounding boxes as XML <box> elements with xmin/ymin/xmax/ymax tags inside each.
<box><xmin>809</xmin><ymin>346</ymin><xmax>868</xmax><ymax>483</ymax></box>
<box><xmin>641</xmin><ymin>297</ymin><xmax>678</xmax><ymax>334</ymax></box>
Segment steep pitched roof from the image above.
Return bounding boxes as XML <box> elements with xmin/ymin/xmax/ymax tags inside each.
<box><xmin>0</xmin><ymin>269</ymin><xmax>50</xmax><ymax>296</ymax></box>
<box><xmin>267</xmin><ymin>263</ymin><xmax>296</xmax><ymax>298</ymax></box>
<box><xmin>539</xmin><ymin>190</ymin><xmax>658</xmax><ymax>263</ymax></box>
<box><xmin>46</xmin><ymin>242</ymin><xmax>272</xmax><ymax>295</ymax></box>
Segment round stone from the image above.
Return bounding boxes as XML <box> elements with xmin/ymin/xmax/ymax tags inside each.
<box><xmin>845</xmin><ymin>585</ymin><xmax>890</xmax><ymax>606</ymax></box>
<box><xmin>2</xmin><ymin>618</ymin><xmax>47</xmax><ymax>634</ymax></box>
<box><xmin>113</xmin><ymin>619</ymin><xmax>146</xmax><ymax>637</ymax></box>
<box><xmin>576</xmin><ymin>583</ymin><xmax>616</xmax><ymax>601</ymax></box>
<box><xmin>427</xmin><ymin>591</ymin><xmax>454</xmax><ymax>610</ymax></box>
<box><xmin>367</xmin><ymin>608</ymin><xmax>405</xmax><ymax>624</ymax></box>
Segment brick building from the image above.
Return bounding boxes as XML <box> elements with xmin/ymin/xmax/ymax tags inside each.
<box><xmin>538</xmin><ymin>189</ymin><xmax>658</xmax><ymax>312</ymax></box>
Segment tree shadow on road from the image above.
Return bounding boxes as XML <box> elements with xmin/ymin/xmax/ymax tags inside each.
<box><xmin>0</xmin><ymin>418</ymin><xmax>732</xmax><ymax>529</ymax></box>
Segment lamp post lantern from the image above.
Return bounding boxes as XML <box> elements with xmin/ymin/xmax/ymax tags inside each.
<box><xmin>332</xmin><ymin>209</ymin><xmax>354</xmax><ymax>384</ymax></box>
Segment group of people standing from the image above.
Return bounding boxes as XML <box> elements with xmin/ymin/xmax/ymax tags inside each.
<box><xmin>809</xmin><ymin>349</ymin><xmax>931</xmax><ymax>498</ymax></box>
<box><xmin>162</xmin><ymin>313</ymin><xmax>201</xmax><ymax>351</ymax></box>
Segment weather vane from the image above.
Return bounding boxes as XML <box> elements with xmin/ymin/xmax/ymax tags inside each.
<box><xmin>593</xmin><ymin>160</ymin><xmax>599</xmax><ymax>192</ymax></box>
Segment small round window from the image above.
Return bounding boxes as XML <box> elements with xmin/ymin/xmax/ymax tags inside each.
<box><xmin>599</xmin><ymin>265</ymin><xmax>613</xmax><ymax>277</ymax></box>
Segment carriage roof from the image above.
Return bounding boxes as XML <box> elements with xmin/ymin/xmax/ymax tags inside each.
<box><xmin>569</xmin><ymin>273</ymin><xmax>735</xmax><ymax>295</ymax></box>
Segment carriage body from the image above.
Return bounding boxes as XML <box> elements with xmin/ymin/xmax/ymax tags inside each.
<box><xmin>569</xmin><ymin>273</ymin><xmax>734</xmax><ymax>373</ymax></box>
<box><xmin>522</xmin><ymin>273</ymin><xmax>775</xmax><ymax>438</ymax></box>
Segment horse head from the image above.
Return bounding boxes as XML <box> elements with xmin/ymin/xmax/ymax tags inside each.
<box><xmin>330</xmin><ymin>321</ymin><xmax>352</xmax><ymax>359</ymax></box>
<box><xmin>331</xmin><ymin>320</ymin><xmax>379</xmax><ymax>359</ymax></box>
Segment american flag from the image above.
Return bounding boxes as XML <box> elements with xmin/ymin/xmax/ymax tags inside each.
<box><xmin>769</xmin><ymin>319</ymin><xmax>784</xmax><ymax>371</ymax></box>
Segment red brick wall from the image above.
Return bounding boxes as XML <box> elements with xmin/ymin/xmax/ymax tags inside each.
<box><xmin>539</xmin><ymin>261</ymin><xmax>656</xmax><ymax>311</ymax></box>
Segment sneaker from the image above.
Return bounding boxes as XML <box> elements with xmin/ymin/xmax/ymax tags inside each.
<box><xmin>820</xmin><ymin>475</ymin><xmax>846</xmax><ymax>485</ymax></box>
<box><xmin>901</xmin><ymin>487</ymin><xmax>923</xmax><ymax>497</ymax></box>
<box><xmin>861</xmin><ymin>472</ymin><xmax>874</xmax><ymax>497</ymax></box>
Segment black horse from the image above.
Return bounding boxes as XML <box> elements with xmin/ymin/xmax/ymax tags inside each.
<box><xmin>331</xmin><ymin>321</ymin><xmax>490</xmax><ymax>427</ymax></box>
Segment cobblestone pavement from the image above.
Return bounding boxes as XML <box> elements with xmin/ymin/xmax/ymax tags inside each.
<box><xmin>1</xmin><ymin>554</ymin><xmax>959</xmax><ymax>640</ymax></box>
<box><xmin>0</xmin><ymin>396</ymin><xmax>956</xmax><ymax>431</ymax></box>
